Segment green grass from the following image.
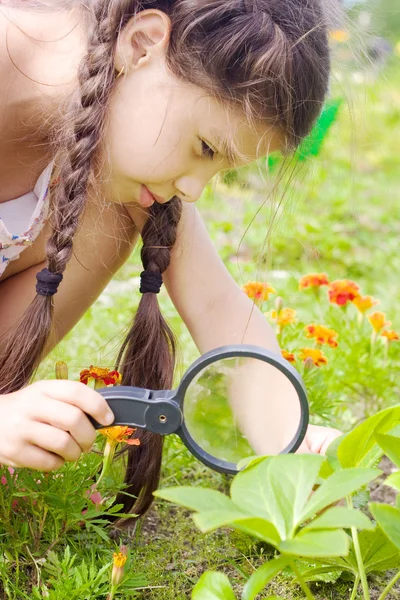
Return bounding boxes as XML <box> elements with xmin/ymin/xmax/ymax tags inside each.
<box><xmin>29</xmin><ymin>58</ymin><xmax>400</xmax><ymax>599</ymax></box>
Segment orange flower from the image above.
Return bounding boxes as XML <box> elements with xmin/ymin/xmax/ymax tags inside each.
<box><xmin>304</xmin><ymin>324</ymin><xmax>339</xmax><ymax>348</ymax></box>
<box><xmin>299</xmin><ymin>273</ymin><xmax>329</xmax><ymax>290</ymax></box>
<box><xmin>299</xmin><ymin>348</ymin><xmax>328</xmax><ymax>367</ymax></box>
<box><xmin>329</xmin><ymin>29</ymin><xmax>350</xmax><ymax>43</ymax></box>
<box><xmin>269</xmin><ymin>308</ymin><xmax>297</xmax><ymax>327</ymax></box>
<box><xmin>80</xmin><ymin>366</ymin><xmax>122</xmax><ymax>387</ymax></box>
<box><xmin>368</xmin><ymin>312</ymin><xmax>391</xmax><ymax>333</ymax></box>
<box><xmin>381</xmin><ymin>330</ymin><xmax>399</xmax><ymax>342</ymax></box>
<box><xmin>242</xmin><ymin>281</ymin><xmax>276</xmax><ymax>305</ymax></box>
<box><xmin>99</xmin><ymin>426</ymin><xmax>140</xmax><ymax>446</ymax></box>
<box><xmin>282</xmin><ymin>350</ymin><xmax>296</xmax><ymax>363</ymax></box>
<box><xmin>352</xmin><ymin>295</ymin><xmax>379</xmax><ymax>314</ymax></box>
<box><xmin>97</xmin><ymin>427</ymin><xmax>140</xmax><ymax>486</ymax></box>
<box><xmin>328</xmin><ymin>279</ymin><xmax>360</xmax><ymax>306</ymax></box>
<box><xmin>111</xmin><ymin>545</ymin><xmax>128</xmax><ymax>587</ymax></box>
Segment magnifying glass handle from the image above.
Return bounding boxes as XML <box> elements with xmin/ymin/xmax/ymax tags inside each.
<box><xmin>92</xmin><ymin>386</ymin><xmax>183</xmax><ymax>435</ymax></box>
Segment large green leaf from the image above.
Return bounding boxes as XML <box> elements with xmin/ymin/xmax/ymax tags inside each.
<box><xmin>386</xmin><ymin>471</ymin><xmax>400</xmax><ymax>492</ymax></box>
<box><xmin>375</xmin><ymin>433</ymin><xmax>400</xmax><ymax>468</ymax></box>
<box><xmin>346</xmin><ymin>528</ymin><xmax>400</xmax><ymax>573</ymax></box>
<box><xmin>192</xmin><ymin>572</ymin><xmax>236</xmax><ymax>600</ymax></box>
<box><xmin>337</xmin><ymin>405</ymin><xmax>400</xmax><ymax>468</ymax></box>
<box><xmin>154</xmin><ymin>486</ymin><xmax>238</xmax><ymax>513</ymax></box>
<box><xmin>300</xmin><ymin>468</ymin><xmax>380</xmax><ymax>522</ymax></box>
<box><xmin>303</xmin><ymin>507</ymin><xmax>374</xmax><ymax>531</ymax></box>
<box><xmin>193</xmin><ymin>512</ymin><xmax>280</xmax><ymax>546</ymax></box>
<box><xmin>241</xmin><ymin>556</ymin><xmax>289</xmax><ymax>600</ymax></box>
<box><xmin>231</xmin><ymin>454</ymin><xmax>324</xmax><ymax>538</ymax></box>
<box><xmin>370</xmin><ymin>503</ymin><xmax>400</xmax><ymax>549</ymax></box>
<box><xmin>298</xmin><ymin>565</ymin><xmax>345</xmax><ymax>582</ymax></box>
<box><xmin>279</xmin><ymin>530</ymin><xmax>349</xmax><ymax>557</ymax></box>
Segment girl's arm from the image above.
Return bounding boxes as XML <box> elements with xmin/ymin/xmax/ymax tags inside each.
<box><xmin>162</xmin><ymin>202</ymin><xmax>280</xmax><ymax>355</ymax></box>
<box><xmin>159</xmin><ymin>203</ymin><xmax>341</xmax><ymax>454</ymax></box>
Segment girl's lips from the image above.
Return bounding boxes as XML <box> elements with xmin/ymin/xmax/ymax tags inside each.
<box><xmin>139</xmin><ymin>185</ymin><xmax>155</xmax><ymax>208</ymax></box>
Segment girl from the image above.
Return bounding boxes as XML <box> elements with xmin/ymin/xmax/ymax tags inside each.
<box><xmin>0</xmin><ymin>0</ymin><xmax>341</xmax><ymax>521</ymax></box>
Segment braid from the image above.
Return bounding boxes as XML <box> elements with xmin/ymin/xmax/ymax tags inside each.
<box><xmin>112</xmin><ymin>197</ymin><xmax>182</xmax><ymax>523</ymax></box>
<box><xmin>0</xmin><ymin>6</ymin><xmax>122</xmax><ymax>392</ymax></box>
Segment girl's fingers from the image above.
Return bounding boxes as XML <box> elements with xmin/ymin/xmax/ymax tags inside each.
<box><xmin>24</xmin><ymin>421</ymin><xmax>83</xmax><ymax>463</ymax></box>
<box><xmin>11</xmin><ymin>444</ymin><xmax>65</xmax><ymax>472</ymax></box>
<box><xmin>32</xmin><ymin>380</ymin><xmax>114</xmax><ymax>426</ymax></box>
<box><xmin>28</xmin><ymin>397</ymin><xmax>97</xmax><ymax>453</ymax></box>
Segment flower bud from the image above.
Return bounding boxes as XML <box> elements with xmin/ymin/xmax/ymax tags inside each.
<box><xmin>304</xmin><ymin>356</ymin><xmax>315</xmax><ymax>372</ymax></box>
<box><xmin>274</xmin><ymin>296</ymin><xmax>283</xmax><ymax>312</ymax></box>
<box><xmin>55</xmin><ymin>361</ymin><xmax>68</xmax><ymax>380</ymax></box>
<box><xmin>111</xmin><ymin>546</ymin><xmax>128</xmax><ymax>587</ymax></box>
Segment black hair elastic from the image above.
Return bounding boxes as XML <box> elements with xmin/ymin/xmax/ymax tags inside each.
<box><xmin>139</xmin><ymin>271</ymin><xmax>163</xmax><ymax>294</ymax></box>
<box><xmin>36</xmin><ymin>268</ymin><xmax>63</xmax><ymax>297</ymax></box>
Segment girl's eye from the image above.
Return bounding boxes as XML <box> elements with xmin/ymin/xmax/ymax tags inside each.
<box><xmin>200</xmin><ymin>139</ymin><xmax>216</xmax><ymax>160</ymax></box>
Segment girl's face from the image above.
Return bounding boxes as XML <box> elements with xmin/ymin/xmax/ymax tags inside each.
<box><xmin>101</xmin><ymin>10</ymin><xmax>282</xmax><ymax>208</ymax></box>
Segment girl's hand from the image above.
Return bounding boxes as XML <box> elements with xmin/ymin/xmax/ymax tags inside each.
<box><xmin>0</xmin><ymin>380</ymin><xmax>114</xmax><ymax>471</ymax></box>
<box><xmin>297</xmin><ymin>424</ymin><xmax>342</xmax><ymax>455</ymax></box>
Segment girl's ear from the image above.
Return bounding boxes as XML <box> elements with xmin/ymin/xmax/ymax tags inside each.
<box><xmin>114</xmin><ymin>9</ymin><xmax>171</xmax><ymax>72</ymax></box>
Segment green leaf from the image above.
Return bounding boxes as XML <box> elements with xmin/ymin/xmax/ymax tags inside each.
<box><xmin>192</xmin><ymin>572</ymin><xmax>236</xmax><ymax>600</ymax></box>
<box><xmin>231</xmin><ymin>454</ymin><xmax>324</xmax><ymax>538</ymax></box>
<box><xmin>304</xmin><ymin>507</ymin><xmax>374</xmax><ymax>531</ymax></box>
<box><xmin>154</xmin><ymin>486</ymin><xmax>238</xmax><ymax>513</ymax></box>
<box><xmin>386</xmin><ymin>471</ymin><xmax>400</xmax><ymax>491</ymax></box>
<box><xmin>337</xmin><ymin>405</ymin><xmax>400</xmax><ymax>468</ymax></box>
<box><xmin>375</xmin><ymin>433</ymin><xmax>400</xmax><ymax>468</ymax></box>
<box><xmin>299</xmin><ymin>566</ymin><xmax>345</xmax><ymax>582</ymax></box>
<box><xmin>347</xmin><ymin>528</ymin><xmax>400</xmax><ymax>573</ymax></box>
<box><xmin>87</xmin><ymin>523</ymin><xmax>111</xmax><ymax>544</ymax></box>
<box><xmin>300</xmin><ymin>468</ymin><xmax>380</xmax><ymax>522</ymax></box>
<box><xmin>370</xmin><ymin>503</ymin><xmax>400</xmax><ymax>549</ymax></box>
<box><xmin>193</xmin><ymin>512</ymin><xmax>280</xmax><ymax>546</ymax></box>
<box><xmin>241</xmin><ymin>556</ymin><xmax>289</xmax><ymax>600</ymax></box>
<box><xmin>279</xmin><ymin>530</ymin><xmax>349</xmax><ymax>557</ymax></box>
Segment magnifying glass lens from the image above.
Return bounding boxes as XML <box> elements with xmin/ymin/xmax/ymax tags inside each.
<box><xmin>183</xmin><ymin>356</ymin><xmax>302</xmax><ymax>465</ymax></box>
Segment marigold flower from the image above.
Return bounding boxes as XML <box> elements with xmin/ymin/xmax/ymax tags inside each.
<box><xmin>328</xmin><ymin>279</ymin><xmax>360</xmax><ymax>306</ymax></box>
<box><xmin>352</xmin><ymin>295</ymin><xmax>379</xmax><ymax>314</ymax></box>
<box><xmin>304</xmin><ymin>324</ymin><xmax>339</xmax><ymax>348</ymax></box>
<box><xmin>381</xmin><ymin>330</ymin><xmax>399</xmax><ymax>342</ymax></box>
<box><xmin>269</xmin><ymin>308</ymin><xmax>297</xmax><ymax>327</ymax></box>
<box><xmin>282</xmin><ymin>350</ymin><xmax>296</xmax><ymax>364</ymax></box>
<box><xmin>80</xmin><ymin>366</ymin><xmax>122</xmax><ymax>388</ymax></box>
<box><xmin>329</xmin><ymin>29</ymin><xmax>350</xmax><ymax>43</ymax></box>
<box><xmin>111</xmin><ymin>545</ymin><xmax>128</xmax><ymax>587</ymax></box>
<box><xmin>368</xmin><ymin>312</ymin><xmax>391</xmax><ymax>333</ymax></box>
<box><xmin>299</xmin><ymin>273</ymin><xmax>329</xmax><ymax>290</ymax></box>
<box><xmin>97</xmin><ymin>427</ymin><xmax>140</xmax><ymax>486</ymax></box>
<box><xmin>242</xmin><ymin>281</ymin><xmax>276</xmax><ymax>305</ymax></box>
<box><xmin>299</xmin><ymin>348</ymin><xmax>328</xmax><ymax>367</ymax></box>
<box><xmin>99</xmin><ymin>426</ymin><xmax>140</xmax><ymax>446</ymax></box>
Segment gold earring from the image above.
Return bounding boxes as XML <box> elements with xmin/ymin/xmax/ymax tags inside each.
<box><xmin>116</xmin><ymin>65</ymin><xmax>125</xmax><ymax>79</ymax></box>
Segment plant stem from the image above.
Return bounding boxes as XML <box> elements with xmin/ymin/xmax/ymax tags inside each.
<box><xmin>350</xmin><ymin>575</ymin><xmax>360</xmax><ymax>600</ymax></box>
<box><xmin>96</xmin><ymin>442</ymin><xmax>116</xmax><ymax>486</ymax></box>
<box><xmin>347</xmin><ymin>497</ymin><xmax>370</xmax><ymax>600</ymax></box>
<box><xmin>378</xmin><ymin>570</ymin><xmax>400</xmax><ymax>600</ymax></box>
<box><xmin>290</xmin><ymin>560</ymin><xmax>316</xmax><ymax>600</ymax></box>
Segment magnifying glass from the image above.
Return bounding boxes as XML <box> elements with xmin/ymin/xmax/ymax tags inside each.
<box><xmin>93</xmin><ymin>344</ymin><xmax>309</xmax><ymax>475</ymax></box>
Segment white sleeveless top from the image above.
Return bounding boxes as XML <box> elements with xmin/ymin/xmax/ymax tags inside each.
<box><xmin>0</xmin><ymin>161</ymin><xmax>54</xmax><ymax>277</ymax></box>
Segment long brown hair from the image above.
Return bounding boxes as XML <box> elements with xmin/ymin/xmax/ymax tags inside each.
<box><xmin>0</xmin><ymin>0</ymin><xmax>334</xmax><ymax>523</ymax></box>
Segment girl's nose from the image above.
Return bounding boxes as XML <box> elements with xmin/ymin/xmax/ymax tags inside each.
<box><xmin>173</xmin><ymin>175</ymin><xmax>209</xmax><ymax>204</ymax></box>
